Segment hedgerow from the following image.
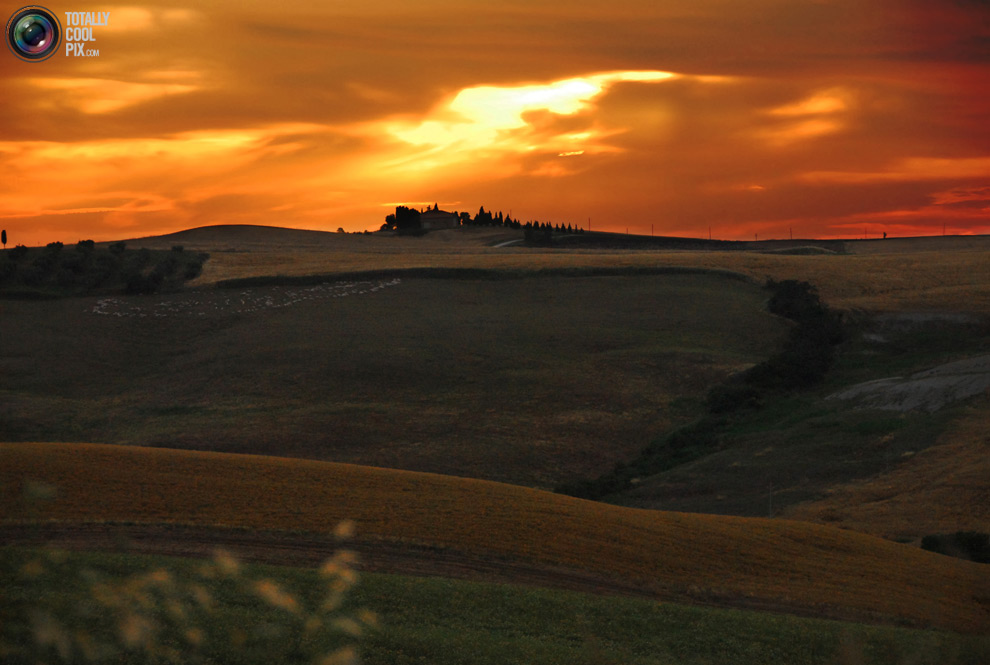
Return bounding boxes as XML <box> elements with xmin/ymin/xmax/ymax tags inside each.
<box><xmin>556</xmin><ymin>279</ymin><xmax>844</xmax><ymax>500</ymax></box>
<box><xmin>0</xmin><ymin>242</ymin><xmax>208</xmax><ymax>298</ymax></box>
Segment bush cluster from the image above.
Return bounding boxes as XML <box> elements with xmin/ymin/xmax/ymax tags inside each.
<box><xmin>716</xmin><ymin>279</ymin><xmax>844</xmax><ymax>404</ymax></box>
<box><xmin>557</xmin><ymin>279</ymin><xmax>844</xmax><ymax>500</ymax></box>
<box><xmin>921</xmin><ymin>531</ymin><xmax>990</xmax><ymax>563</ymax></box>
<box><xmin>0</xmin><ymin>241</ymin><xmax>207</xmax><ymax>297</ymax></box>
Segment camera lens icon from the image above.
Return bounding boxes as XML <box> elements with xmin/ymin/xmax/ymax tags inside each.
<box><xmin>7</xmin><ymin>6</ymin><xmax>61</xmax><ymax>62</ymax></box>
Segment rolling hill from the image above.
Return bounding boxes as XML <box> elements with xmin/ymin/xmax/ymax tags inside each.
<box><xmin>128</xmin><ymin>225</ymin><xmax>990</xmax><ymax>313</ymax></box>
<box><xmin>1</xmin><ymin>271</ymin><xmax>783</xmax><ymax>489</ymax></box>
<box><xmin>2</xmin><ymin>442</ymin><xmax>987</xmax><ymax>634</ymax></box>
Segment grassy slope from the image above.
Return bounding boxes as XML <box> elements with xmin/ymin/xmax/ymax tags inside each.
<box><xmin>141</xmin><ymin>228</ymin><xmax>990</xmax><ymax>314</ymax></box>
<box><xmin>616</xmin><ymin>400</ymin><xmax>957</xmax><ymax>519</ymax></box>
<box><xmin>615</xmin><ymin>308</ymin><xmax>990</xmax><ymax>539</ymax></box>
<box><xmin>96</xmin><ymin>228</ymin><xmax>990</xmax><ymax>523</ymax></box>
<box><xmin>2</xmin><ymin>442</ymin><xmax>988</xmax><ymax>634</ymax></box>
<box><xmin>3</xmin><ymin>548</ymin><xmax>988</xmax><ymax>665</ymax></box>
<box><xmin>200</xmin><ymin>245</ymin><xmax>990</xmax><ymax>313</ymax></box>
<box><xmin>783</xmin><ymin>399</ymin><xmax>990</xmax><ymax>540</ymax></box>
<box><xmin>0</xmin><ymin>273</ymin><xmax>782</xmax><ymax>489</ymax></box>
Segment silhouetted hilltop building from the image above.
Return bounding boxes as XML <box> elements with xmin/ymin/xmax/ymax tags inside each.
<box><xmin>419</xmin><ymin>203</ymin><xmax>459</xmax><ymax>230</ymax></box>
<box><xmin>383</xmin><ymin>203</ymin><xmax>459</xmax><ymax>231</ymax></box>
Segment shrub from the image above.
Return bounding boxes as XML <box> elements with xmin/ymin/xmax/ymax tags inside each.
<box><xmin>59</xmin><ymin>251</ymin><xmax>85</xmax><ymax>275</ymax></box>
<box><xmin>31</xmin><ymin>249</ymin><xmax>59</xmax><ymax>274</ymax></box>
<box><xmin>125</xmin><ymin>270</ymin><xmax>164</xmax><ymax>295</ymax></box>
<box><xmin>767</xmin><ymin>278</ymin><xmax>821</xmax><ymax>318</ymax></box>
<box><xmin>19</xmin><ymin>264</ymin><xmax>46</xmax><ymax>287</ymax></box>
<box><xmin>706</xmin><ymin>384</ymin><xmax>763</xmax><ymax>414</ymax></box>
<box><xmin>183</xmin><ymin>263</ymin><xmax>201</xmax><ymax>280</ymax></box>
<box><xmin>555</xmin><ymin>474</ymin><xmax>629</xmax><ymax>500</ymax></box>
<box><xmin>131</xmin><ymin>248</ymin><xmax>152</xmax><ymax>269</ymax></box>
<box><xmin>155</xmin><ymin>254</ymin><xmax>180</xmax><ymax>278</ymax></box>
<box><xmin>1</xmin><ymin>242</ymin><xmax>207</xmax><ymax>297</ymax></box>
<box><xmin>0</xmin><ymin>256</ymin><xmax>15</xmax><ymax>280</ymax></box>
<box><xmin>742</xmin><ymin>280</ymin><xmax>843</xmax><ymax>391</ymax></box>
<box><xmin>55</xmin><ymin>268</ymin><xmax>76</xmax><ymax>288</ymax></box>
<box><xmin>921</xmin><ymin>531</ymin><xmax>990</xmax><ymax>563</ymax></box>
<box><xmin>556</xmin><ymin>417</ymin><xmax>726</xmax><ymax>500</ymax></box>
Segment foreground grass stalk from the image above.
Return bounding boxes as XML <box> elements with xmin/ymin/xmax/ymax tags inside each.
<box><xmin>2</xmin><ymin>521</ymin><xmax>374</xmax><ymax>664</ymax></box>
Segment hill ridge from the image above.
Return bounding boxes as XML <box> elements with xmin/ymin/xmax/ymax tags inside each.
<box><xmin>126</xmin><ymin>223</ymin><xmax>341</xmax><ymax>244</ymax></box>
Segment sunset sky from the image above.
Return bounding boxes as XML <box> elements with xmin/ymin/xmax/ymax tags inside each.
<box><xmin>2</xmin><ymin>0</ymin><xmax>989</xmax><ymax>245</ymax></box>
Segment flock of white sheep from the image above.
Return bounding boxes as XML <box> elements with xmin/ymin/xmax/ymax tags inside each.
<box><xmin>89</xmin><ymin>278</ymin><xmax>402</xmax><ymax>318</ymax></box>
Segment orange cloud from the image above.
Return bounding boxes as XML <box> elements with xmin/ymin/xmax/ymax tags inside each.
<box><xmin>27</xmin><ymin>77</ymin><xmax>199</xmax><ymax>114</ymax></box>
<box><xmin>799</xmin><ymin>157</ymin><xmax>990</xmax><ymax>184</ymax></box>
<box><xmin>384</xmin><ymin>71</ymin><xmax>684</xmax><ymax>167</ymax></box>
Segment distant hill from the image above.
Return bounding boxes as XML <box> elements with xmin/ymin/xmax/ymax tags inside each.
<box><xmin>123</xmin><ymin>224</ymin><xmax>523</xmax><ymax>251</ymax></box>
<box><xmin>121</xmin><ymin>224</ymin><xmax>990</xmax><ymax>255</ymax></box>
<box><xmin>123</xmin><ymin>224</ymin><xmax>347</xmax><ymax>250</ymax></box>
<box><xmin>125</xmin><ymin>224</ymin><xmax>849</xmax><ymax>253</ymax></box>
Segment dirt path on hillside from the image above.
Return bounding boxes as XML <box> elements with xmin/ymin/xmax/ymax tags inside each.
<box><xmin>0</xmin><ymin>522</ymin><xmax>899</xmax><ymax>627</ymax></box>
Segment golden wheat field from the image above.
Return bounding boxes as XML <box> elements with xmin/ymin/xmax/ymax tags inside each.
<box><xmin>3</xmin><ymin>441</ymin><xmax>988</xmax><ymax>634</ymax></box>
<box><xmin>143</xmin><ymin>228</ymin><xmax>990</xmax><ymax>314</ymax></box>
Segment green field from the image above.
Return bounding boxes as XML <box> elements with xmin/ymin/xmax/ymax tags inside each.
<box><xmin>3</xmin><ymin>548</ymin><xmax>987</xmax><ymax>665</ymax></box>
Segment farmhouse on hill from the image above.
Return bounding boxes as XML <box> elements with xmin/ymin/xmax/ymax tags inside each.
<box><xmin>419</xmin><ymin>204</ymin><xmax>459</xmax><ymax>230</ymax></box>
<box><xmin>384</xmin><ymin>203</ymin><xmax>461</xmax><ymax>231</ymax></box>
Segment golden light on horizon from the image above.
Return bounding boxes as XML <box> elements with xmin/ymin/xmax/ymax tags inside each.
<box><xmin>389</xmin><ymin>71</ymin><xmax>681</xmax><ymax>156</ymax></box>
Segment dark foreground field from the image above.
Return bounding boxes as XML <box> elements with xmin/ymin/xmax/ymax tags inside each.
<box><xmin>0</xmin><ymin>271</ymin><xmax>783</xmax><ymax>488</ymax></box>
